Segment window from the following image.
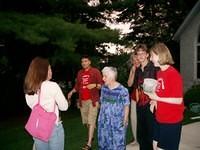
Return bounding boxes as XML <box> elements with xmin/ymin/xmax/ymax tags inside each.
<box><xmin>197</xmin><ymin>32</ymin><xmax>200</xmax><ymax>78</ymax></box>
<box><xmin>198</xmin><ymin>32</ymin><xmax>200</xmax><ymax>42</ymax></box>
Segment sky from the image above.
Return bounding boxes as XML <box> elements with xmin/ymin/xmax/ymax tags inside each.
<box><xmin>104</xmin><ymin>11</ymin><xmax>132</xmax><ymax>36</ymax></box>
<box><xmin>103</xmin><ymin>11</ymin><xmax>133</xmax><ymax>54</ymax></box>
<box><xmin>88</xmin><ymin>0</ymin><xmax>133</xmax><ymax>54</ymax></box>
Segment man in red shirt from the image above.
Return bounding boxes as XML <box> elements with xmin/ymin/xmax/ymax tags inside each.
<box><xmin>68</xmin><ymin>55</ymin><xmax>103</xmax><ymax>150</ymax></box>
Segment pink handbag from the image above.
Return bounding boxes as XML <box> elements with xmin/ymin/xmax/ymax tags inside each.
<box><xmin>25</xmin><ymin>90</ymin><xmax>57</xmax><ymax>142</ymax></box>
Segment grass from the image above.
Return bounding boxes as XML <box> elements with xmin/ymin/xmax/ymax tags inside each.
<box><xmin>0</xmin><ymin>107</ymin><xmax>132</xmax><ymax>150</ymax></box>
<box><xmin>1</xmin><ymin>106</ymin><xmax>199</xmax><ymax>150</ymax></box>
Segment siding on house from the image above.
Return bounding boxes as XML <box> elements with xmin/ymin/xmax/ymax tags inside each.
<box><xmin>180</xmin><ymin>12</ymin><xmax>200</xmax><ymax>91</ymax></box>
<box><xmin>173</xmin><ymin>0</ymin><xmax>200</xmax><ymax>91</ymax></box>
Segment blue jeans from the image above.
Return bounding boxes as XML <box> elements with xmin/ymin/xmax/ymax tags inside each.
<box><xmin>34</xmin><ymin>123</ymin><xmax>65</xmax><ymax>150</ymax></box>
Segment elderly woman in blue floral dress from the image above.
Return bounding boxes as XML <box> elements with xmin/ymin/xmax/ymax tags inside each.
<box><xmin>98</xmin><ymin>66</ymin><xmax>130</xmax><ymax>150</ymax></box>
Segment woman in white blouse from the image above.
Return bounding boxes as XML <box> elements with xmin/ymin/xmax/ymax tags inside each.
<box><xmin>24</xmin><ymin>57</ymin><xmax>68</xmax><ymax>150</ymax></box>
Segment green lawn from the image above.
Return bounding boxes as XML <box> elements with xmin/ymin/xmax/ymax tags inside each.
<box><xmin>1</xmin><ymin>107</ymin><xmax>199</xmax><ymax>150</ymax></box>
<box><xmin>0</xmin><ymin>107</ymin><xmax>132</xmax><ymax>150</ymax></box>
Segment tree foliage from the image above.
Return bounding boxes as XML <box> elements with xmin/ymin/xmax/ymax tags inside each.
<box><xmin>0</xmin><ymin>0</ymin><xmax>106</xmax><ymax>28</ymax></box>
<box><xmin>115</xmin><ymin>0</ymin><xmax>197</xmax><ymax>45</ymax></box>
<box><xmin>0</xmin><ymin>11</ymin><xmax>119</xmax><ymax>63</ymax></box>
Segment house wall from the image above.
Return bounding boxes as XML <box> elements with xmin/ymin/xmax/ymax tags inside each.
<box><xmin>180</xmin><ymin>12</ymin><xmax>200</xmax><ymax>91</ymax></box>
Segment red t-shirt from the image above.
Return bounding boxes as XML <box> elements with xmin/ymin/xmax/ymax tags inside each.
<box><xmin>155</xmin><ymin>66</ymin><xmax>184</xmax><ymax>123</ymax></box>
<box><xmin>80</xmin><ymin>70</ymin><xmax>91</xmax><ymax>100</ymax></box>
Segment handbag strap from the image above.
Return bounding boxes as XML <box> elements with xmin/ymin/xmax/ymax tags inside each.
<box><xmin>38</xmin><ymin>88</ymin><xmax>56</xmax><ymax>112</ymax></box>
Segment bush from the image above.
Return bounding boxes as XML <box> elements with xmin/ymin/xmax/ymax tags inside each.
<box><xmin>184</xmin><ymin>84</ymin><xmax>200</xmax><ymax>107</ymax></box>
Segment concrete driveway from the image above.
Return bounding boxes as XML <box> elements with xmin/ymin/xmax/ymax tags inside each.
<box><xmin>126</xmin><ymin>122</ymin><xmax>200</xmax><ymax>150</ymax></box>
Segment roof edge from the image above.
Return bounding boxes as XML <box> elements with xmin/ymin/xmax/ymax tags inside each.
<box><xmin>173</xmin><ymin>0</ymin><xmax>200</xmax><ymax>41</ymax></box>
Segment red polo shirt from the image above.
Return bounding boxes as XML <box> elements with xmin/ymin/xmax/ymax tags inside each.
<box><xmin>74</xmin><ymin>67</ymin><xmax>103</xmax><ymax>106</ymax></box>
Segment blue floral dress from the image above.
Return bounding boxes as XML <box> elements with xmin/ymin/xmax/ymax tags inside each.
<box><xmin>98</xmin><ymin>84</ymin><xmax>130</xmax><ymax>150</ymax></box>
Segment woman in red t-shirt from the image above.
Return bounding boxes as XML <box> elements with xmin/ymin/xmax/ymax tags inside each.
<box><xmin>145</xmin><ymin>43</ymin><xmax>184</xmax><ymax>150</ymax></box>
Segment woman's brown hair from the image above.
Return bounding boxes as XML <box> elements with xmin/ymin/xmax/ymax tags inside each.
<box><xmin>135</xmin><ymin>43</ymin><xmax>148</xmax><ymax>53</ymax></box>
<box><xmin>150</xmin><ymin>42</ymin><xmax>174</xmax><ymax>65</ymax></box>
<box><xmin>24</xmin><ymin>57</ymin><xmax>49</xmax><ymax>95</ymax></box>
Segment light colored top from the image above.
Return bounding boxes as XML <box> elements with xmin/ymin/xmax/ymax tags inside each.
<box><xmin>25</xmin><ymin>80</ymin><xmax>68</xmax><ymax>124</ymax></box>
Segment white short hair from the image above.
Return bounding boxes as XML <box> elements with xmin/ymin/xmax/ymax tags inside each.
<box><xmin>102</xmin><ymin>66</ymin><xmax>117</xmax><ymax>80</ymax></box>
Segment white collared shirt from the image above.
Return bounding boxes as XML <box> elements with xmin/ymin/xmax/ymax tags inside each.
<box><xmin>25</xmin><ymin>80</ymin><xmax>68</xmax><ymax>124</ymax></box>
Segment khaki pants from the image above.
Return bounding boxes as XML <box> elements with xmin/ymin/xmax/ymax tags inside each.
<box><xmin>32</xmin><ymin>143</ymin><xmax>36</xmax><ymax>150</ymax></box>
<box><xmin>80</xmin><ymin>100</ymin><xmax>98</xmax><ymax>126</ymax></box>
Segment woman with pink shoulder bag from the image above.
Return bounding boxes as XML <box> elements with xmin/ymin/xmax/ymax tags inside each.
<box><xmin>24</xmin><ymin>57</ymin><xmax>68</xmax><ymax>150</ymax></box>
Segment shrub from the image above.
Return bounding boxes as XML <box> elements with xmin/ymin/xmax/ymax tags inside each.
<box><xmin>184</xmin><ymin>84</ymin><xmax>200</xmax><ymax>107</ymax></box>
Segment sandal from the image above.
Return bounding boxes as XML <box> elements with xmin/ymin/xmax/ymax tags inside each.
<box><xmin>81</xmin><ymin>144</ymin><xmax>92</xmax><ymax>150</ymax></box>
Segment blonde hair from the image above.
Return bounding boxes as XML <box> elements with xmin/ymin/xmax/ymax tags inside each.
<box><xmin>127</xmin><ymin>52</ymin><xmax>137</xmax><ymax>68</ymax></box>
<box><xmin>150</xmin><ymin>42</ymin><xmax>174</xmax><ymax>65</ymax></box>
